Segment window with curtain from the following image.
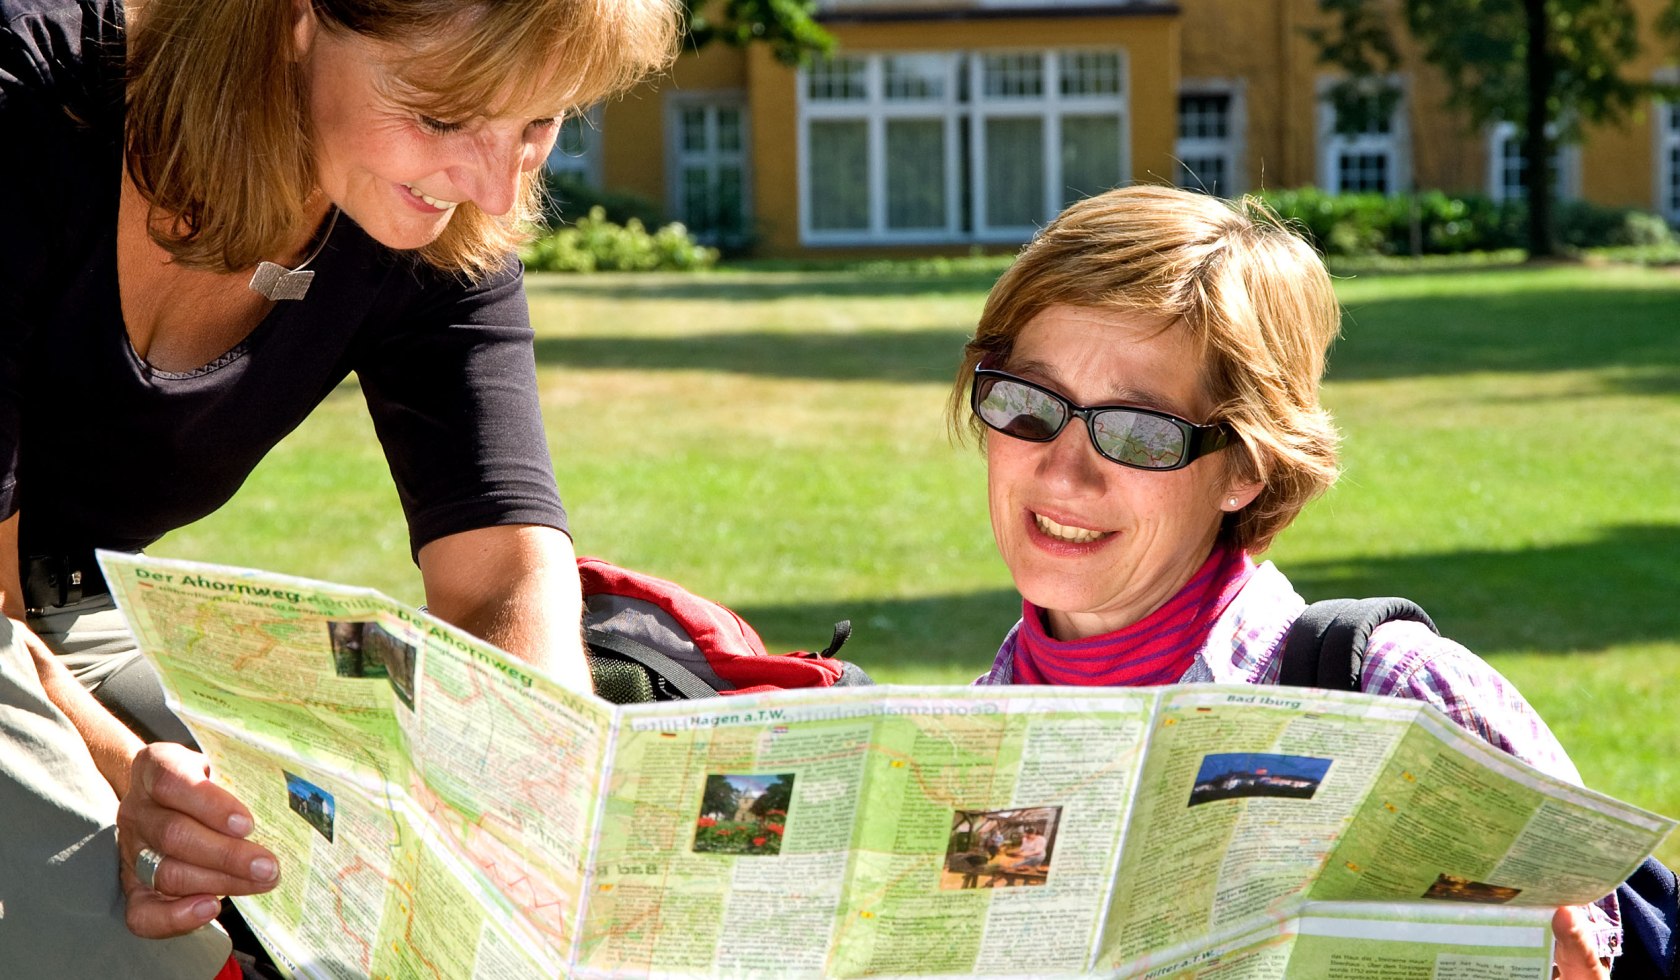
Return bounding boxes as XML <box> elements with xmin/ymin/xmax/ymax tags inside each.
<box><xmin>798</xmin><ymin>49</ymin><xmax>1127</xmax><ymax>244</ymax></box>
<box><xmin>885</xmin><ymin>119</ymin><xmax>947</xmax><ymax>229</ymax></box>
<box><xmin>984</xmin><ymin>117</ymin><xmax>1045</xmax><ymax>227</ymax></box>
<box><xmin>882</xmin><ymin>55</ymin><xmax>951</xmax><ymax>231</ymax></box>
<box><xmin>1061</xmin><ymin>115</ymin><xmax>1121</xmax><ymax>208</ymax></box>
<box><xmin>807</xmin><ymin>119</ymin><xmax>870</xmax><ymax>232</ymax></box>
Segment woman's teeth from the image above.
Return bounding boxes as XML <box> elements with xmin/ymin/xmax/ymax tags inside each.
<box><xmin>1035</xmin><ymin>513</ymin><xmax>1106</xmax><ymax>544</ymax></box>
<box><xmin>404</xmin><ymin>184</ymin><xmax>458</xmax><ymax>210</ymax></box>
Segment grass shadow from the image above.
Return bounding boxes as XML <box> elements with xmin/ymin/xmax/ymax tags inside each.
<box><xmin>735</xmin><ymin>588</ymin><xmax>1020</xmax><ymax>682</ymax></box>
<box><xmin>524</xmin><ymin>271</ymin><xmax>1003</xmax><ymax>303</ymax></box>
<box><xmin>1284</xmin><ymin>523</ymin><xmax>1680</xmax><ymax>656</ymax></box>
<box><xmin>530</xmin><ymin>270</ymin><xmax>1679</xmax><ymax>388</ymax></box>
<box><xmin>1332</xmin><ymin>284</ymin><xmax>1680</xmax><ymax>384</ymax></box>
<box><xmin>533</xmin><ymin>328</ymin><xmax>973</xmax><ymax>384</ymax></box>
<box><xmin>739</xmin><ymin>523</ymin><xmax>1677</xmax><ymax>675</ymax></box>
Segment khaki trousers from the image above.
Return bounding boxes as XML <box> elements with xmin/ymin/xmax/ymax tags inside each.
<box><xmin>29</xmin><ymin>593</ymin><xmax>195</xmax><ymax>745</ymax></box>
<box><xmin>0</xmin><ymin>614</ymin><xmax>230</xmax><ymax>975</ymax></box>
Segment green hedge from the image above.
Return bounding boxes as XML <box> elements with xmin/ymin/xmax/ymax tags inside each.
<box><xmin>1253</xmin><ymin>187</ymin><xmax>1675</xmax><ymax>257</ymax></box>
<box><xmin>521</xmin><ymin>206</ymin><xmax>719</xmax><ymax>273</ymax></box>
<box><xmin>1552</xmin><ymin>200</ymin><xmax>1676</xmax><ymax>250</ymax></box>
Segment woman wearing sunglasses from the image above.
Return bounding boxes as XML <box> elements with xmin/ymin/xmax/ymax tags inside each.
<box><xmin>953</xmin><ymin>184</ymin><xmax>1613</xmax><ymax>977</ymax></box>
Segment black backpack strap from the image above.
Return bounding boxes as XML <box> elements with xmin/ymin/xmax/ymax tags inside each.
<box><xmin>1278</xmin><ymin>597</ymin><xmax>1439</xmax><ymax>692</ymax></box>
<box><xmin>818</xmin><ymin>620</ymin><xmax>852</xmax><ymax>659</ymax></box>
<box><xmin>1613</xmin><ymin>855</ymin><xmax>1678</xmax><ymax>978</ymax></box>
<box><xmin>584</xmin><ymin>626</ymin><xmax>720</xmax><ymax>701</ymax></box>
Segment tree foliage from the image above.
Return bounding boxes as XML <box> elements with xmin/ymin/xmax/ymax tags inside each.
<box><xmin>749</xmin><ymin>775</ymin><xmax>794</xmax><ymax>818</ymax></box>
<box><xmin>1310</xmin><ymin>0</ymin><xmax>1406</xmax><ymax>134</ymax></box>
<box><xmin>681</xmin><ymin>0</ymin><xmax>835</xmax><ymax>66</ymax></box>
<box><xmin>1310</xmin><ymin>0</ymin><xmax>1680</xmax><ymax>257</ymax></box>
<box><xmin>701</xmin><ymin>776</ymin><xmax>740</xmax><ymax>818</ymax></box>
<box><xmin>1405</xmin><ymin>0</ymin><xmax>1650</xmax><ymax>137</ymax></box>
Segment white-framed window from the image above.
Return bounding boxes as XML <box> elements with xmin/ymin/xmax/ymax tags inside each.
<box><xmin>545</xmin><ymin>110</ymin><xmax>602</xmax><ymax>187</ymax></box>
<box><xmin>803</xmin><ymin>53</ymin><xmax>961</xmax><ymax>241</ymax></box>
<box><xmin>797</xmin><ymin>49</ymin><xmax>1129</xmax><ymax>245</ymax></box>
<box><xmin>1486</xmin><ymin>121</ymin><xmax>1578</xmax><ymax>203</ymax></box>
<box><xmin>1660</xmin><ymin>97</ymin><xmax>1680</xmax><ymax>224</ymax></box>
<box><xmin>1317</xmin><ymin>77</ymin><xmax>1409</xmax><ymax>194</ymax></box>
<box><xmin>666</xmin><ymin>93</ymin><xmax>750</xmax><ymax>245</ymax></box>
<box><xmin>1175</xmin><ymin>80</ymin><xmax>1244</xmax><ymax>195</ymax></box>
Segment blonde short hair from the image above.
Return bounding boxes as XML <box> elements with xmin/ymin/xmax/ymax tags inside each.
<box><xmin>125</xmin><ymin>0</ymin><xmax>679</xmax><ymax>278</ymax></box>
<box><xmin>951</xmin><ymin>185</ymin><xmax>1343</xmax><ymax>554</ymax></box>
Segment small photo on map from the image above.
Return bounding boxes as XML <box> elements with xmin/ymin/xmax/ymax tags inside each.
<box><xmin>326</xmin><ymin>621</ymin><xmax>385</xmax><ymax>679</ymax></box>
<box><xmin>363</xmin><ymin>623</ymin><xmax>419</xmax><ymax>711</ymax></box>
<box><xmin>284</xmin><ymin>771</ymin><xmax>336</xmax><ymax>843</ymax></box>
<box><xmin>940</xmin><ymin>806</ymin><xmax>1061</xmax><ymax>890</ymax></box>
<box><xmin>325</xmin><ymin>620</ymin><xmax>419</xmax><ymax>711</ymax></box>
<box><xmin>693</xmin><ymin>773</ymin><xmax>792</xmax><ymax>856</ymax></box>
<box><xmin>1423</xmin><ymin>873</ymin><xmax>1523</xmax><ymax>904</ymax></box>
<box><xmin>1188</xmin><ymin>752</ymin><xmax>1332</xmax><ymax>807</ymax></box>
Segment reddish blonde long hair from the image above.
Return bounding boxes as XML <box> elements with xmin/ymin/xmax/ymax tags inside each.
<box><xmin>124</xmin><ymin>0</ymin><xmax>678</xmax><ymax>278</ymax></box>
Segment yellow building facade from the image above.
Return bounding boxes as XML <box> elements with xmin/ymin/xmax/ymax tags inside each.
<box><xmin>552</xmin><ymin>0</ymin><xmax>1680</xmax><ymax>257</ymax></box>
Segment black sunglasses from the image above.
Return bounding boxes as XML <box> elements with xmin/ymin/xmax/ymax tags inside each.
<box><xmin>970</xmin><ymin>367</ymin><xmax>1232</xmax><ymax>471</ymax></box>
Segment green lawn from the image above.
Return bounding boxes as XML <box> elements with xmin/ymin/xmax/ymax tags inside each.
<box><xmin>158</xmin><ymin>262</ymin><xmax>1680</xmax><ymax>862</ymax></box>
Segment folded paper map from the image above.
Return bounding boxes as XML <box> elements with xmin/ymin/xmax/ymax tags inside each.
<box><xmin>99</xmin><ymin>552</ymin><xmax>1674</xmax><ymax>979</ymax></box>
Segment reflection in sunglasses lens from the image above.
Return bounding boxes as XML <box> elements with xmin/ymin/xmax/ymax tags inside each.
<box><xmin>977</xmin><ymin>375</ymin><xmax>1193</xmax><ymax>469</ymax></box>
<box><xmin>1094</xmin><ymin>412</ymin><xmax>1185</xmax><ymax>468</ymax></box>
<box><xmin>980</xmin><ymin>379</ymin><xmax>1064</xmax><ymax>440</ymax></box>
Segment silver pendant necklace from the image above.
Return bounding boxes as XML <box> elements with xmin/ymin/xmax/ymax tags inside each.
<box><xmin>248</xmin><ymin>207</ymin><xmax>340</xmax><ymax>301</ymax></box>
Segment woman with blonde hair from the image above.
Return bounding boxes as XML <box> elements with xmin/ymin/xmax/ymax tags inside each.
<box><xmin>954</xmin><ymin>184</ymin><xmax>1615</xmax><ymax>976</ymax></box>
<box><xmin>0</xmin><ymin>0</ymin><xmax>675</xmax><ymax>971</ymax></box>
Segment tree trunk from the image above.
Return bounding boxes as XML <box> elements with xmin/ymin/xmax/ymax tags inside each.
<box><xmin>1524</xmin><ymin>0</ymin><xmax>1556</xmax><ymax>258</ymax></box>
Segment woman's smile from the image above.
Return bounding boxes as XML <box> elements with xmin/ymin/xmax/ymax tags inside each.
<box><xmin>1027</xmin><ymin>509</ymin><xmax>1114</xmax><ymax>548</ymax></box>
<box><xmin>400</xmin><ymin>182</ymin><xmax>459</xmax><ymax>212</ymax></box>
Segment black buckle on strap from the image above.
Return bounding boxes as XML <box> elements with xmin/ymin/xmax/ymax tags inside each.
<box><xmin>23</xmin><ymin>553</ymin><xmax>102</xmax><ymax>612</ymax></box>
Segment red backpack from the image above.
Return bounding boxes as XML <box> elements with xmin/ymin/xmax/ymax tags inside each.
<box><xmin>578</xmin><ymin>557</ymin><xmax>871</xmax><ymax>703</ymax></box>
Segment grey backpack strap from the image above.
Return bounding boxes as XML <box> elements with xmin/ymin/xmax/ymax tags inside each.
<box><xmin>1279</xmin><ymin>598</ymin><xmax>1438</xmax><ymax>692</ymax></box>
<box><xmin>584</xmin><ymin>627</ymin><xmax>721</xmax><ymax>701</ymax></box>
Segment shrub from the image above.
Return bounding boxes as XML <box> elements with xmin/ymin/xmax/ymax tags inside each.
<box><xmin>521</xmin><ymin>206</ymin><xmax>719</xmax><ymax>273</ymax></box>
<box><xmin>1553</xmin><ymin>200</ymin><xmax>1678</xmax><ymax>249</ymax></box>
<box><xmin>1414</xmin><ymin>191</ymin><xmax>1525</xmax><ymax>253</ymax></box>
<box><xmin>1255</xmin><ymin>187</ymin><xmax>1414</xmax><ymax>257</ymax></box>
<box><xmin>1253</xmin><ymin>187</ymin><xmax>1669</xmax><ymax>257</ymax></box>
<box><xmin>1255</xmin><ymin>187</ymin><xmax>1517</xmax><ymax>257</ymax></box>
